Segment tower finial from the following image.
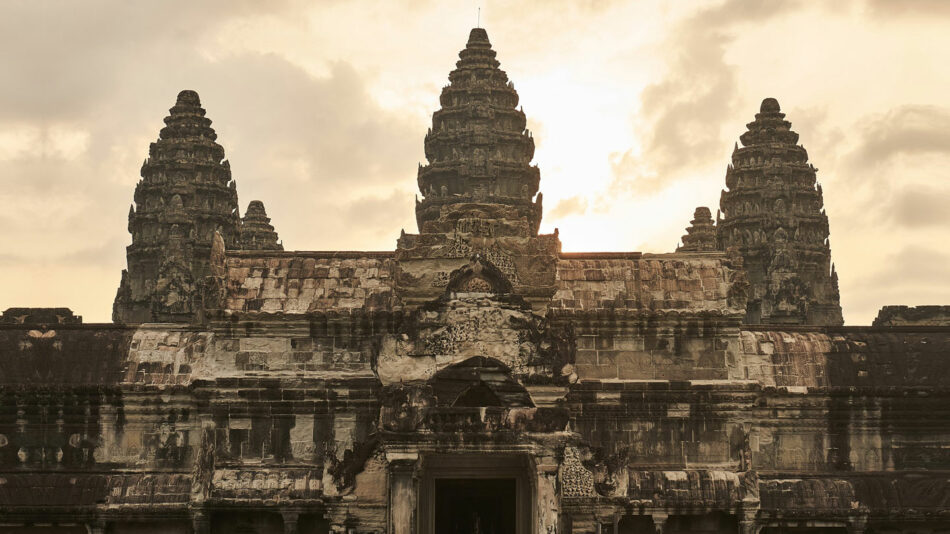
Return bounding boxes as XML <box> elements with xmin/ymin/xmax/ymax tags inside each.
<box><xmin>477</xmin><ymin>7</ymin><xmax>481</xmax><ymax>28</ymax></box>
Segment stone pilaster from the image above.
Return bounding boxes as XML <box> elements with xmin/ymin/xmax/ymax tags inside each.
<box><xmin>739</xmin><ymin>508</ymin><xmax>761</xmax><ymax>534</ymax></box>
<box><xmin>191</xmin><ymin>510</ymin><xmax>210</xmax><ymax>534</ymax></box>
<box><xmin>388</xmin><ymin>452</ymin><xmax>420</xmax><ymax>534</ymax></box>
<box><xmin>536</xmin><ymin>455</ymin><xmax>561</xmax><ymax>534</ymax></box>
<box><xmin>651</xmin><ymin>512</ymin><xmax>669</xmax><ymax>534</ymax></box>
<box><xmin>282</xmin><ymin>511</ymin><xmax>300</xmax><ymax>534</ymax></box>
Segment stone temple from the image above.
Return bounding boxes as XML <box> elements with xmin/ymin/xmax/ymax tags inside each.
<box><xmin>1</xmin><ymin>28</ymin><xmax>949</xmax><ymax>534</ymax></box>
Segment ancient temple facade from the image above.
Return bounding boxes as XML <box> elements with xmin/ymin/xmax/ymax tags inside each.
<box><xmin>2</xmin><ymin>28</ymin><xmax>949</xmax><ymax>534</ymax></box>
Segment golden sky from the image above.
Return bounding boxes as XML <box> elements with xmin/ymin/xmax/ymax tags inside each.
<box><xmin>1</xmin><ymin>0</ymin><xmax>948</xmax><ymax>324</ymax></box>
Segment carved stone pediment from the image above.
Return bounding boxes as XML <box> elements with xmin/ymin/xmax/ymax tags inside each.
<box><xmin>445</xmin><ymin>255</ymin><xmax>513</xmax><ymax>296</ymax></box>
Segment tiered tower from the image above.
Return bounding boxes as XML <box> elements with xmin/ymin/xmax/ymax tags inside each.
<box><xmin>396</xmin><ymin>28</ymin><xmax>559</xmax><ymax>308</ymax></box>
<box><xmin>113</xmin><ymin>90</ymin><xmax>241</xmax><ymax>323</ymax></box>
<box><xmin>414</xmin><ymin>27</ymin><xmax>542</xmax><ymax>236</ymax></box>
<box><xmin>676</xmin><ymin>207</ymin><xmax>717</xmax><ymax>252</ymax></box>
<box><xmin>239</xmin><ymin>200</ymin><xmax>282</xmax><ymax>250</ymax></box>
<box><xmin>717</xmin><ymin>98</ymin><xmax>843</xmax><ymax>325</ymax></box>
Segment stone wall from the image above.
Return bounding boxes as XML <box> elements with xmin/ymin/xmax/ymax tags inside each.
<box><xmin>223</xmin><ymin>251</ymin><xmax>396</xmax><ymax>314</ymax></box>
<box><xmin>4</xmin><ymin>319</ymin><xmax>947</xmax><ymax>531</ymax></box>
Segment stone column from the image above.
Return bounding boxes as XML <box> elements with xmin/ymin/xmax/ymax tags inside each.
<box><xmin>192</xmin><ymin>510</ymin><xmax>210</xmax><ymax>534</ymax></box>
<box><xmin>388</xmin><ymin>452</ymin><xmax>420</xmax><ymax>534</ymax></box>
<box><xmin>651</xmin><ymin>512</ymin><xmax>669</xmax><ymax>534</ymax></box>
<box><xmin>847</xmin><ymin>515</ymin><xmax>869</xmax><ymax>534</ymax></box>
<box><xmin>282</xmin><ymin>511</ymin><xmax>300</xmax><ymax>534</ymax></box>
<box><xmin>738</xmin><ymin>508</ymin><xmax>760</xmax><ymax>534</ymax></box>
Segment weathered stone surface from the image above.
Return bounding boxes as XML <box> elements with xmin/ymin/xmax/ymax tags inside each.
<box><xmin>553</xmin><ymin>253</ymin><xmax>738</xmax><ymax>313</ymax></box>
<box><xmin>221</xmin><ymin>251</ymin><xmax>396</xmax><ymax>314</ymax></box>
<box><xmin>873</xmin><ymin>305</ymin><xmax>950</xmax><ymax>326</ymax></box>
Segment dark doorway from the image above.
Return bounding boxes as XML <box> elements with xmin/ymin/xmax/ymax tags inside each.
<box><xmin>435</xmin><ymin>478</ymin><xmax>517</xmax><ymax>534</ymax></box>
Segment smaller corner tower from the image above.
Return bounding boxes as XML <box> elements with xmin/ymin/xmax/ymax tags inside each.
<box><xmin>113</xmin><ymin>90</ymin><xmax>241</xmax><ymax>323</ymax></box>
<box><xmin>240</xmin><ymin>200</ymin><xmax>283</xmax><ymax>251</ymax></box>
<box><xmin>676</xmin><ymin>207</ymin><xmax>717</xmax><ymax>252</ymax></box>
<box><xmin>717</xmin><ymin>98</ymin><xmax>843</xmax><ymax>325</ymax></box>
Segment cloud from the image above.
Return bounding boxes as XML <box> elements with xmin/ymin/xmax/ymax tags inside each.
<box><xmin>863</xmin><ymin>245</ymin><xmax>950</xmax><ymax>286</ymax></box>
<box><xmin>548</xmin><ymin>196</ymin><xmax>588</xmax><ymax>219</ymax></box>
<box><xmin>340</xmin><ymin>190</ymin><xmax>416</xmax><ymax>235</ymax></box>
<box><xmin>830</xmin><ymin>104</ymin><xmax>950</xmax><ymax>224</ymax></box>
<box><xmin>193</xmin><ymin>55</ymin><xmax>419</xmax><ymax>190</ymax></box>
<box><xmin>863</xmin><ymin>0</ymin><xmax>950</xmax><ymax>17</ymax></box>
<box><xmin>889</xmin><ymin>186</ymin><xmax>950</xmax><ymax>228</ymax></box>
<box><xmin>610</xmin><ymin>0</ymin><xmax>800</xmax><ymax>195</ymax></box>
<box><xmin>846</xmin><ymin>105</ymin><xmax>950</xmax><ymax>170</ymax></box>
<box><xmin>0</xmin><ymin>1</ymin><xmax>302</xmax><ymax>122</ymax></box>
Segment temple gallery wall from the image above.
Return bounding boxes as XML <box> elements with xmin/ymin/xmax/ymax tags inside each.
<box><xmin>2</xmin><ymin>28</ymin><xmax>949</xmax><ymax>534</ymax></box>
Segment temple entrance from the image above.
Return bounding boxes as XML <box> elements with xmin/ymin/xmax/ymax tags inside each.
<box><xmin>418</xmin><ymin>455</ymin><xmax>532</xmax><ymax>534</ymax></box>
<box><xmin>435</xmin><ymin>478</ymin><xmax>517</xmax><ymax>534</ymax></box>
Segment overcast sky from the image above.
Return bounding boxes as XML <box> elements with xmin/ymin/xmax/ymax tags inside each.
<box><xmin>1</xmin><ymin>0</ymin><xmax>948</xmax><ymax>324</ymax></box>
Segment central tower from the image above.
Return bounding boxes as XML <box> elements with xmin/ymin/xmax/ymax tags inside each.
<box><xmin>414</xmin><ymin>28</ymin><xmax>542</xmax><ymax>236</ymax></box>
<box><xmin>396</xmin><ymin>28</ymin><xmax>559</xmax><ymax>308</ymax></box>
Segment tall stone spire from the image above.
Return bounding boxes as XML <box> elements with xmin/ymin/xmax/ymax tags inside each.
<box><xmin>240</xmin><ymin>200</ymin><xmax>283</xmax><ymax>250</ymax></box>
<box><xmin>113</xmin><ymin>90</ymin><xmax>241</xmax><ymax>323</ymax></box>
<box><xmin>415</xmin><ymin>27</ymin><xmax>542</xmax><ymax>236</ymax></box>
<box><xmin>676</xmin><ymin>207</ymin><xmax>717</xmax><ymax>252</ymax></box>
<box><xmin>396</xmin><ymin>29</ymin><xmax>560</xmax><ymax>308</ymax></box>
<box><xmin>717</xmin><ymin>98</ymin><xmax>843</xmax><ymax>325</ymax></box>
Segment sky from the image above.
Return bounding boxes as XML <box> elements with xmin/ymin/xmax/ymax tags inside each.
<box><xmin>1</xmin><ymin>0</ymin><xmax>948</xmax><ymax>324</ymax></box>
